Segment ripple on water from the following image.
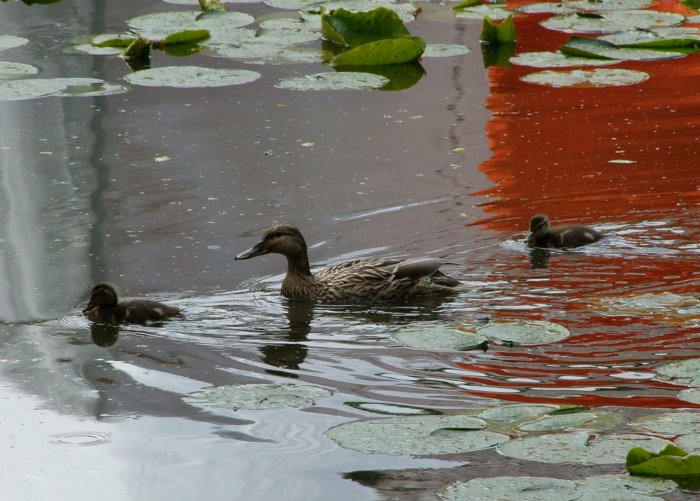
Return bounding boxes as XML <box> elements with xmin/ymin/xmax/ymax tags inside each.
<box><xmin>48</xmin><ymin>431</ymin><xmax>113</xmax><ymax>446</ymax></box>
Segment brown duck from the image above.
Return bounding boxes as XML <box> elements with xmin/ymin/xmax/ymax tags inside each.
<box><xmin>235</xmin><ymin>225</ymin><xmax>460</xmax><ymax>302</ymax></box>
<box><xmin>527</xmin><ymin>214</ymin><xmax>604</xmax><ymax>249</ymax></box>
<box><xmin>83</xmin><ymin>283</ymin><xmax>181</xmax><ymax>323</ymax></box>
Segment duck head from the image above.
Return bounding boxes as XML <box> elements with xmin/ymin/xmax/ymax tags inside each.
<box><xmin>235</xmin><ymin>225</ymin><xmax>308</xmax><ymax>261</ymax></box>
<box><xmin>83</xmin><ymin>283</ymin><xmax>119</xmax><ymax>314</ymax></box>
<box><xmin>527</xmin><ymin>214</ymin><xmax>550</xmax><ymax>245</ymax></box>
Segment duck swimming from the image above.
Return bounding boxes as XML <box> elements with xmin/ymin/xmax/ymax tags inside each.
<box><xmin>527</xmin><ymin>214</ymin><xmax>604</xmax><ymax>249</ymax></box>
<box><xmin>235</xmin><ymin>225</ymin><xmax>460</xmax><ymax>303</ymax></box>
<box><xmin>83</xmin><ymin>283</ymin><xmax>181</xmax><ymax>323</ymax></box>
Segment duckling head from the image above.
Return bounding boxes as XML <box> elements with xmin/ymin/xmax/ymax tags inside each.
<box><xmin>235</xmin><ymin>224</ymin><xmax>308</xmax><ymax>261</ymax></box>
<box><xmin>83</xmin><ymin>283</ymin><xmax>119</xmax><ymax>315</ymax></box>
<box><xmin>527</xmin><ymin>214</ymin><xmax>550</xmax><ymax>244</ymax></box>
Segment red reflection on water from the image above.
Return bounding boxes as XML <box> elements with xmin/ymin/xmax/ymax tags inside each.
<box><xmin>458</xmin><ymin>3</ymin><xmax>700</xmax><ymax>408</ymax></box>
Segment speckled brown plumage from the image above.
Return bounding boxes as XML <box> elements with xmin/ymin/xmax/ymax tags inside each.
<box><xmin>235</xmin><ymin>225</ymin><xmax>460</xmax><ymax>303</ymax></box>
<box><xmin>527</xmin><ymin>214</ymin><xmax>604</xmax><ymax>249</ymax></box>
<box><xmin>83</xmin><ymin>283</ymin><xmax>181</xmax><ymax>324</ymax></box>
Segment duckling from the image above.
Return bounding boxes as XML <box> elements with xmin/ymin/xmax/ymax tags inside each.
<box><xmin>235</xmin><ymin>225</ymin><xmax>460</xmax><ymax>303</ymax></box>
<box><xmin>83</xmin><ymin>283</ymin><xmax>181</xmax><ymax>324</ymax></box>
<box><xmin>527</xmin><ymin>214</ymin><xmax>603</xmax><ymax>249</ymax></box>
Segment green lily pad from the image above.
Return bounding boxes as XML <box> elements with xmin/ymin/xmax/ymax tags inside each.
<box><xmin>521</xmin><ymin>68</ymin><xmax>650</xmax><ymax>87</ymax></box>
<box><xmin>124</xmin><ymin>65</ymin><xmax>261</xmax><ymax>87</ymax></box>
<box><xmin>676</xmin><ymin>434</ymin><xmax>700</xmax><ymax>453</ymax></box>
<box><xmin>559</xmin><ymin>36</ymin><xmax>685</xmax><ymax>61</ymax></box>
<box><xmin>678</xmin><ymin>389</ymin><xmax>700</xmax><ymax>405</ymax></box>
<box><xmin>327</xmin><ymin>414</ymin><xmax>509</xmax><ymax>455</ymax></box>
<box><xmin>258</xmin><ymin>16</ymin><xmax>319</xmax><ymax>32</ymax></box>
<box><xmin>499</xmin><ymin>432</ymin><xmax>671</xmax><ymax>464</ymax></box>
<box><xmin>422</xmin><ymin>43</ymin><xmax>470</xmax><ymax>57</ymax></box>
<box><xmin>213</xmin><ymin>41</ymin><xmax>323</xmax><ymax>63</ymax></box>
<box><xmin>392</xmin><ymin>324</ymin><xmax>487</xmax><ymax>351</ymax></box>
<box><xmin>0</xmin><ymin>35</ymin><xmax>28</xmax><ymax>52</ymax></box>
<box><xmin>475</xmin><ymin>320</ymin><xmax>570</xmax><ymax>345</ymax></box>
<box><xmin>0</xmin><ymin>62</ymin><xmax>38</xmax><ymax>79</ymax></box>
<box><xmin>184</xmin><ymin>383</ymin><xmax>332</xmax><ymax>410</ymax></box>
<box><xmin>0</xmin><ymin>77</ymin><xmax>126</xmax><ymax>101</ymax></box>
<box><xmin>541</xmin><ymin>10</ymin><xmax>685</xmax><ymax>34</ymax></box>
<box><xmin>333</xmin><ymin>62</ymin><xmax>425</xmax><ymax>90</ymax></box>
<box><xmin>331</xmin><ymin>36</ymin><xmax>425</xmax><ymax>65</ymax></box>
<box><xmin>627</xmin><ymin>444</ymin><xmax>700</xmax><ymax>482</ymax></box>
<box><xmin>595</xmin><ymin>293</ymin><xmax>700</xmax><ymax>317</ymax></box>
<box><xmin>75</xmin><ymin>33</ymin><xmax>135</xmax><ymax>55</ymax></box>
<box><xmin>632</xmin><ymin>412</ymin><xmax>700</xmax><ymax>436</ymax></box>
<box><xmin>442</xmin><ymin>476</ymin><xmax>579</xmax><ymax>501</ymax></box>
<box><xmin>477</xmin><ymin>404</ymin><xmax>559</xmax><ymax>423</ymax></box>
<box><xmin>518</xmin><ymin>411</ymin><xmax>621</xmax><ymax>432</ymax></box>
<box><xmin>127</xmin><ymin>10</ymin><xmax>255</xmax><ymax>40</ymax></box>
<box><xmin>321</xmin><ymin>7</ymin><xmax>410</xmax><ymax>47</ymax></box>
<box><xmin>345</xmin><ymin>402</ymin><xmax>441</xmax><ymax>415</ymax></box>
<box><xmin>576</xmin><ymin>474</ymin><xmax>677</xmax><ymax>499</ymax></box>
<box><xmin>275</xmin><ymin>71</ymin><xmax>389</xmax><ymax>90</ymax></box>
<box><xmin>519</xmin><ymin>0</ymin><xmax>654</xmax><ymax>14</ymax></box>
<box><xmin>510</xmin><ymin>51</ymin><xmax>620</xmax><ymax>68</ymax></box>
<box><xmin>600</xmin><ymin>28</ymin><xmax>700</xmax><ymax>48</ymax></box>
<box><xmin>656</xmin><ymin>358</ymin><xmax>700</xmax><ymax>387</ymax></box>
<box><xmin>455</xmin><ymin>4</ymin><xmax>511</xmax><ymax>20</ymax></box>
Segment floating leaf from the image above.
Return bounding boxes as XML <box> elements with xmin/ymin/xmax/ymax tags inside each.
<box><xmin>678</xmin><ymin>389</ymin><xmax>700</xmax><ymax>406</ymax></box>
<box><xmin>442</xmin><ymin>476</ymin><xmax>579</xmax><ymax>501</ymax></box>
<box><xmin>595</xmin><ymin>293</ymin><xmax>700</xmax><ymax>318</ymax></box>
<box><xmin>656</xmin><ymin>358</ymin><xmax>700</xmax><ymax>387</ymax></box>
<box><xmin>422</xmin><ymin>43</ymin><xmax>470</xmax><ymax>58</ymax></box>
<box><xmin>455</xmin><ymin>4</ymin><xmax>511</xmax><ymax>20</ymax></box>
<box><xmin>333</xmin><ymin>62</ymin><xmax>425</xmax><ymax>90</ymax></box>
<box><xmin>128</xmin><ymin>10</ymin><xmax>255</xmax><ymax>40</ymax></box>
<box><xmin>184</xmin><ymin>383</ymin><xmax>332</xmax><ymax>410</ymax></box>
<box><xmin>199</xmin><ymin>0</ymin><xmax>227</xmax><ymax>11</ymax></box>
<box><xmin>600</xmin><ymin>28</ymin><xmax>700</xmax><ymax>49</ymax></box>
<box><xmin>0</xmin><ymin>35</ymin><xmax>28</xmax><ymax>52</ymax></box>
<box><xmin>478</xmin><ymin>404</ymin><xmax>559</xmax><ymax>423</ymax></box>
<box><xmin>627</xmin><ymin>444</ymin><xmax>700</xmax><ymax>486</ymax></box>
<box><xmin>510</xmin><ymin>51</ymin><xmax>620</xmax><ymax>68</ymax></box>
<box><xmin>345</xmin><ymin>402</ymin><xmax>441</xmax><ymax>415</ymax></box>
<box><xmin>0</xmin><ymin>62</ymin><xmax>38</xmax><ymax>79</ymax></box>
<box><xmin>275</xmin><ymin>71</ymin><xmax>389</xmax><ymax>90</ymax></box>
<box><xmin>452</xmin><ymin>0</ymin><xmax>480</xmax><ymax>9</ymax></box>
<box><xmin>327</xmin><ymin>414</ymin><xmax>508</xmax><ymax>455</ymax></box>
<box><xmin>331</xmin><ymin>36</ymin><xmax>425</xmax><ymax>65</ymax></box>
<box><xmin>541</xmin><ymin>10</ymin><xmax>685</xmax><ymax>34</ymax></box>
<box><xmin>158</xmin><ymin>29</ymin><xmax>211</xmax><ymax>46</ymax></box>
<box><xmin>521</xmin><ymin>68</ymin><xmax>649</xmax><ymax>88</ymax></box>
<box><xmin>518</xmin><ymin>411</ymin><xmax>621</xmax><ymax>433</ymax></box>
<box><xmin>559</xmin><ymin>36</ymin><xmax>685</xmax><ymax>61</ymax></box>
<box><xmin>0</xmin><ymin>78</ymin><xmax>126</xmax><ymax>101</ymax></box>
<box><xmin>122</xmin><ymin>37</ymin><xmax>151</xmax><ymax>60</ymax></box>
<box><xmin>499</xmin><ymin>432</ymin><xmax>671</xmax><ymax>464</ymax></box>
<box><xmin>124</xmin><ymin>65</ymin><xmax>261</xmax><ymax>87</ymax></box>
<box><xmin>519</xmin><ymin>0</ymin><xmax>654</xmax><ymax>14</ymax></box>
<box><xmin>93</xmin><ymin>36</ymin><xmax>137</xmax><ymax>49</ymax></box>
<box><xmin>632</xmin><ymin>412</ymin><xmax>700</xmax><ymax>436</ymax></box>
<box><xmin>392</xmin><ymin>324</ymin><xmax>488</xmax><ymax>351</ymax></box>
<box><xmin>321</xmin><ymin>7</ymin><xmax>410</xmax><ymax>47</ymax></box>
<box><xmin>476</xmin><ymin>320</ymin><xmax>570</xmax><ymax>345</ymax></box>
<box><xmin>576</xmin><ymin>474</ymin><xmax>677</xmax><ymax>499</ymax></box>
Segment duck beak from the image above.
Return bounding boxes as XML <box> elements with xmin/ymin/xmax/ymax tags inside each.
<box><xmin>235</xmin><ymin>241</ymin><xmax>268</xmax><ymax>260</ymax></box>
<box><xmin>82</xmin><ymin>301</ymin><xmax>96</xmax><ymax>315</ymax></box>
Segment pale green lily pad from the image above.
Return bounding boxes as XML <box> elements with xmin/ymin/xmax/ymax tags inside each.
<box><xmin>258</xmin><ymin>16</ymin><xmax>319</xmax><ymax>32</ymax></box>
<box><xmin>0</xmin><ymin>78</ymin><xmax>126</xmax><ymax>101</ymax></box>
<box><xmin>518</xmin><ymin>411</ymin><xmax>621</xmax><ymax>432</ymax></box>
<box><xmin>124</xmin><ymin>66</ymin><xmax>261</xmax><ymax>88</ymax></box>
<box><xmin>632</xmin><ymin>412</ymin><xmax>700</xmax><ymax>436</ymax></box>
<box><xmin>541</xmin><ymin>10</ymin><xmax>685</xmax><ymax>34</ymax></box>
<box><xmin>600</xmin><ymin>27</ymin><xmax>700</xmax><ymax>46</ymax></box>
<box><xmin>264</xmin><ymin>0</ymin><xmax>417</xmax><ymax>23</ymax></box>
<box><xmin>499</xmin><ymin>432</ymin><xmax>671</xmax><ymax>464</ymax></box>
<box><xmin>213</xmin><ymin>41</ymin><xmax>323</xmax><ymax>63</ymax></box>
<box><xmin>560</xmin><ymin>36</ymin><xmax>685</xmax><ymax>61</ymax></box>
<box><xmin>423</xmin><ymin>43</ymin><xmax>470</xmax><ymax>58</ymax></box>
<box><xmin>455</xmin><ymin>4</ymin><xmax>512</xmax><ymax>20</ymax></box>
<box><xmin>0</xmin><ymin>62</ymin><xmax>38</xmax><ymax>79</ymax></box>
<box><xmin>184</xmin><ymin>383</ymin><xmax>332</xmax><ymax>410</ymax></box>
<box><xmin>678</xmin><ymin>388</ymin><xmax>700</xmax><ymax>405</ymax></box>
<box><xmin>127</xmin><ymin>10</ymin><xmax>255</xmax><ymax>40</ymax></box>
<box><xmin>0</xmin><ymin>35</ymin><xmax>28</xmax><ymax>52</ymax></box>
<box><xmin>327</xmin><ymin>414</ymin><xmax>508</xmax><ymax>455</ymax></box>
<box><xmin>477</xmin><ymin>404</ymin><xmax>558</xmax><ymax>423</ymax></box>
<box><xmin>511</xmin><ymin>51</ymin><xmax>620</xmax><ymax>68</ymax></box>
<box><xmin>596</xmin><ymin>293</ymin><xmax>700</xmax><ymax>317</ymax></box>
<box><xmin>519</xmin><ymin>0</ymin><xmax>654</xmax><ymax>14</ymax></box>
<box><xmin>275</xmin><ymin>71</ymin><xmax>389</xmax><ymax>90</ymax></box>
<box><xmin>345</xmin><ymin>402</ymin><xmax>441</xmax><ymax>415</ymax></box>
<box><xmin>522</xmin><ymin>68</ymin><xmax>649</xmax><ymax>87</ymax></box>
<box><xmin>442</xmin><ymin>476</ymin><xmax>579</xmax><ymax>501</ymax></box>
<box><xmin>576</xmin><ymin>474</ymin><xmax>677</xmax><ymax>500</ymax></box>
<box><xmin>75</xmin><ymin>33</ymin><xmax>133</xmax><ymax>55</ymax></box>
<box><xmin>476</xmin><ymin>320</ymin><xmax>570</xmax><ymax>345</ymax></box>
<box><xmin>676</xmin><ymin>434</ymin><xmax>700</xmax><ymax>453</ymax></box>
<box><xmin>656</xmin><ymin>358</ymin><xmax>700</xmax><ymax>387</ymax></box>
<box><xmin>393</xmin><ymin>324</ymin><xmax>487</xmax><ymax>351</ymax></box>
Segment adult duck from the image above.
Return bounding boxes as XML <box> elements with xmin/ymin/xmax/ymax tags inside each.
<box><xmin>235</xmin><ymin>225</ymin><xmax>460</xmax><ymax>302</ymax></box>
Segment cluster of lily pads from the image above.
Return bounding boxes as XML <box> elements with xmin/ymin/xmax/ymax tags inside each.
<box><xmin>455</xmin><ymin>0</ymin><xmax>700</xmax><ymax>87</ymax></box>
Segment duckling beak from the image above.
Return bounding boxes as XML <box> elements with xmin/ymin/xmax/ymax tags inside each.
<box><xmin>235</xmin><ymin>241</ymin><xmax>268</xmax><ymax>260</ymax></box>
<box><xmin>82</xmin><ymin>301</ymin><xmax>96</xmax><ymax>315</ymax></box>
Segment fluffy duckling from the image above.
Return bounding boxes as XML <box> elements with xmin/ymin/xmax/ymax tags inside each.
<box><xmin>235</xmin><ymin>225</ymin><xmax>460</xmax><ymax>303</ymax></box>
<box><xmin>527</xmin><ymin>214</ymin><xmax>603</xmax><ymax>249</ymax></box>
<box><xmin>83</xmin><ymin>283</ymin><xmax>181</xmax><ymax>324</ymax></box>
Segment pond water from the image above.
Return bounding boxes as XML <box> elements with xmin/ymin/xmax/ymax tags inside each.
<box><xmin>0</xmin><ymin>0</ymin><xmax>699</xmax><ymax>499</ymax></box>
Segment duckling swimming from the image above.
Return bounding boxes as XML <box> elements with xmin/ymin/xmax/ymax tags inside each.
<box><xmin>235</xmin><ymin>225</ymin><xmax>460</xmax><ymax>303</ymax></box>
<box><xmin>83</xmin><ymin>283</ymin><xmax>181</xmax><ymax>323</ymax></box>
<box><xmin>527</xmin><ymin>214</ymin><xmax>603</xmax><ymax>249</ymax></box>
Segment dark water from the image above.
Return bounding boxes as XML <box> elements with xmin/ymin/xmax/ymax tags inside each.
<box><xmin>0</xmin><ymin>0</ymin><xmax>699</xmax><ymax>499</ymax></box>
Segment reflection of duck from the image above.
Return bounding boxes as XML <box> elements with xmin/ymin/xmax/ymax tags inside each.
<box><xmin>527</xmin><ymin>215</ymin><xmax>603</xmax><ymax>249</ymax></box>
<box><xmin>83</xmin><ymin>283</ymin><xmax>181</xmax><ymax>323</ymax></box>
<box><xmin>235</xmin><ymin>225</ymin><xmax>460</xmax><ymax>302</ymax></box>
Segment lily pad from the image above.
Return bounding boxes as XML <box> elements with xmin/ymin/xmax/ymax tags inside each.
<box><xmin>475</xmin><ymin>320</ymin><xmax>570</xmax><ymax>345</ymax></box>
<box><xmin>519</xmin><ymin>0</ymin><xmax>654</xmax><ymax>14</ymax></box>
<box><xmin>331</xmin><ymin>36</ymin><xmax>425</xmax><ymax>65</ymax></box>
<box><xmin>559</xmin><ymin>36</ymin><xmax>685</xmax><ymax>61</ymax></box>
<box><xmin>127</xmin><ymin>10</ymin><xmax>255</xmax><ymax>40</ymax></box>
<box><xmin>0</xmin><ymin>62</ymin><xmax>38</xmax><ymax>79</ymax></box>
<box><xmin>0</xmin><ymin>35</ymin><xmax>28</xmax><ymax>52</ymax></box>
<box><xmin>327</xmin><ymin>414</ymin><xmax>509</xmax><ymax>455</ymax></box>
<box><xmin>321</xmin><ymin>7</ymin><xmax>410</xmax><ymax>47</ymax></box>
<box><xmin>576</xmin><ymin>474</ymin><xmax>677</xmax><ymax>500</ymax></box>
<box><xmin>541</xmin><ymin>10</ymin><xmax>685</xmax><ymax>34</ymax></box>
<box><xmin>477</xmin><ymin>404</ymin><xmax>559</xmax><ymax>423</ymax></box>
<box><xmin>124</xmin><ymin>66</ymin><xmax>261</xmax><ymax>88</ymax></box>
<box><xmin>600</xmin><ymin>28</ymin><xmax>700</xmax><ymax>48</ymax></box>
<box><xmin>0</xmin><ymin>77</ymin><xmax>126</xmax><ymax>101</ymax></box>
<box><xmin>518</xmin><ymin>411</ymin><xmax>621</xmax><ymax>432</ymax></box>
<box><xmin>442</xmin><ymin>476</ymin><xmax>579</xmax><ymax>501</ymax></box>
<box><xmin>345</xmin><ymin>402</ymin><xmax>441</xmax><ymax>415</ymax></box>
<box><xmin>499</xmin><ymin>432</ymin><xmax>671</xmax><ymax>464</ymax></box>
<box><xmin>184</xmin><ymin>383</ymin><xmax>332</xmax><ymax>410</ymax></box>
<box><xmin>422</xmin><ymin>43</ymin><xmax>470</xmax><ymax>58</ymax></box>
<box><xmin>678</xmin><ymin>389</ymin><xmax>700</xmax><ymax>405</ymax></box>
<box><xmin>595</xmin><ymin>293</ymin><xmax>700</xmax><ymax>317</ymax></box>
<box><xmin>455</xmin><ymin>4</ymin><xmax>512</xmax><ymax>20</ymax></box>
<box><xmin>627</xmin><ymin>444</ymin><xmax>700</xmax><ymax>483</ymax></box>
<box><xmin>632</xmin><ymin>412</ymin><xmax>700</xmax><ymax>436</ymax></box>
<box><xmin>392</xmin><ymin>324</ymin><xmax>487</xmax><ymax>351</ymax></box>
<box><xmin>510</xmin><ymin>51</ymin><xmax>620</xmax><ymax>68</ymax></box>
<box><xmin>656</xmin><ymin>358</ymin><xmax>700</xmax><ymax>387</ymax></box>
<box><xmin>521</xmin><ymin>68</ymin><xmax>650</xmax><ymax>87</ymax></box>
<box><xmin>480</xmin><ymin>15</ymin><xmax>517</xmax><ymax>44</ymax></box>
<box><xmin>275</xmin><ymin>71</ymin><xmax>389</xmax><ymax>90</ymax></box>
